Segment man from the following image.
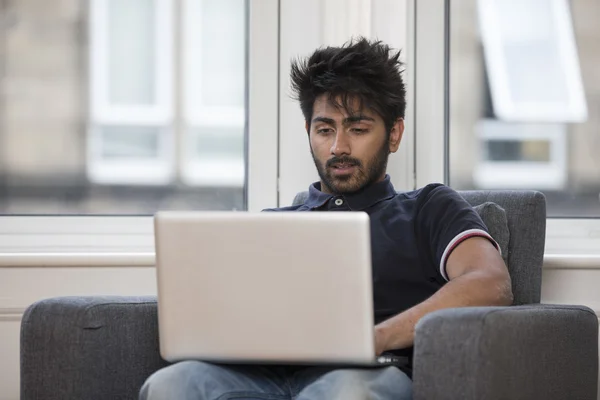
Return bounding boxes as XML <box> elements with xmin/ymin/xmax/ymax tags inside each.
<box><xmin>140</xmin><ymin>37</ymin><xmax>512</xmax><ymax>400</ymax></box>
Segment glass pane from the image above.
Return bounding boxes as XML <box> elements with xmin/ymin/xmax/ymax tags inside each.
<box><xmin>0</xmin><ymin>0</ymin><xmax>247</xmax><ymax>214</ymax></box>
<box><xmin>477</xmin><ymin>0</ymin><xmax>586</xmax><ymax>121</ymax></box>
<box><xmin>201</xmin><ymin>0</ymin><xmax>245</xmax><ymax>107</ymax></box>
<box><xmin>181</xmin><ymin>127</ymin><xmax>245</xmax><ymax>188</ymax></box>
<box><xmin>186</xmin><ymin>0</ymin><xmax>245</xmax><ymax>108</ymax></box>
<box><xmin>108</xmin><ymin>0</ymin><xmax>155</xmax><ymax>105</ymax></box>
<box><xmin>489</xmin><ymin>0</ymin><xmax>567</xmax><ymax>104</ymax></box>
<box><xmin>101</xmin><ymin>127</ymin><xmax>160</xmax><ymax>159</ymax></box>
<box><xmin>183</xmin><ymin>0</ymin><xmax>247</xmax><ymax>189</ymax></box>
<box><xmin>193</xmin><ymin>127</ymin><xmax>245</xmax><ymax>160</ymax></box>
<box><xmin>449</xmin><ymin>0</ymin><xmax>600</xmax><ymax>217</ymax></box>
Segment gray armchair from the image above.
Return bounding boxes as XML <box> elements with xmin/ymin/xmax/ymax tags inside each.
<box><xmin>20</xmin><ymin>190</ymin><xmax>598</xmax><ymax>400</ymax></box>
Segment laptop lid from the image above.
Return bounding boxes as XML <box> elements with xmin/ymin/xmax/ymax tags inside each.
<box><xmin>154</xmin><ymin>211</ymin><xmax>375</xmax><ymax>364</ymax></box>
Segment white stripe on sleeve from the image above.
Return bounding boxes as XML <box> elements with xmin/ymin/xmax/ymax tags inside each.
<box><xmin>439</xmin><ymin>229</ymin><xmax>501</xmax><ymax>281</ymax></box>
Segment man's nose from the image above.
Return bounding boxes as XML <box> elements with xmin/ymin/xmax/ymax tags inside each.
<box><xmin>330</xmin><ymin>132</ymin><xmax>351</xmax><ymax>156</ymax></box>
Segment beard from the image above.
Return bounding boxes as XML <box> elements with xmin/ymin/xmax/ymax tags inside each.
<box><xmin>311</xmin><ymin>141</ymin><xmax>390</xmax><ymax>195</ymax></box>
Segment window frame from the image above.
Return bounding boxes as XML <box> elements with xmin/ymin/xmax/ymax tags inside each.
<box><xmin>0</xmin><ymin>0</ymin><xmax>279</xmax><ymax>260</ymax></box>
<box><xmin>11</xmin><ymin>0</ymin><xmax>598</xmax><ymax>265</ymax></box>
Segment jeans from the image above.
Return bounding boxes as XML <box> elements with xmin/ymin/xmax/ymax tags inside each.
<box><xmin>139</xmin><ymin>361</ymin><xmax>412</xmax><ymax>400</ymax></box>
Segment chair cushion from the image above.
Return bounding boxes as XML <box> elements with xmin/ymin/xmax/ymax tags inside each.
<box><xmin>473</xmin><ymin>202</ymin><xmax>510</xmax><ymax>267</ymax></box>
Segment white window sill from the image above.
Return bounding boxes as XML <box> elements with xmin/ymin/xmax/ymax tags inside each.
<box><xmin>0</xmin><ymin>251</ymin><xmax>598</xmax><ymax>269</ymax></box>
<box><xmin>543</xmin><ymin>254</ymin><xmax>600</xmax><ymax>269</ymax></box>
<box><xmin>0</xmin><ymin>252</ymin><xmax>155</xmax><ymax>267</ymax></box>
<box><xmin>0</xmin><ymin>216</ymin><xmax>599</xmax><ymax>269</ymax></box>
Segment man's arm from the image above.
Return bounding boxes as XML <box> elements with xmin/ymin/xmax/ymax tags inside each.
<box><xmin>374</xmin><ymin>236</ymin><xmax>513</xmax><ymax>355</ymax></box>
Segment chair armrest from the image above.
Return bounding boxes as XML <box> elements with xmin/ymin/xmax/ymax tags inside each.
<box><xmin>20</xmin><ymin>296</ymin><xmax>168</xmax><ymax>400</ymax></box>
<box><xmin>413</xmin><ymin>304</ymin><xmax>598</xmax><ymax>400</ymax></box>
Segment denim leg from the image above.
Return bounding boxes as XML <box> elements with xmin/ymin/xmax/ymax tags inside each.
<box><xmin>293</xmin><ymin>366</ymin><xmax>412</xmax><ymax>400</ymax></box>
<box><xmin>139</xmin><ymin>361</ymin><xmax>291</xmax><ymax>400</ymax></box>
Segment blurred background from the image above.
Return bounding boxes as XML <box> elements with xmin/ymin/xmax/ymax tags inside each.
<box><xmin>0</xmin><ymin>0</ymin><xmax>598</xmax><ymax>217</ymax></box>
<box><xmin>0</xmin><ymin>0</ymin><xmax>246</xmax><ymax>214</ymax></box>
<box><xmin>449</xmin><ymin>0</ymin><xmax>600</xmax><ymax>217</ymax></box>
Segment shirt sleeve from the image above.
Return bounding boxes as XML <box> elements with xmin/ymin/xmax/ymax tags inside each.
<box><xmin>415</xmin><ymin>184</ymin><xmax>501</xmax><ymax>282</ymax></box>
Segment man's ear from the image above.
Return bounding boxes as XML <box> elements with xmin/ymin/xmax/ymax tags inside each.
<box><xmin>389</xmin><ymin>118</ymin><xmax>404</xmax><ymax>154</ymax></box>
<box><xmin>305</xmin><ymin>121</ymin><xmax>310</xmax><ymax>135</ymax></box>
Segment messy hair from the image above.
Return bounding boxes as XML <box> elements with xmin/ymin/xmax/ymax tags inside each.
<box><xmin>290</xmin><ymin>37</ymin><xmax>406</xmax><ymax>134</ymax></box>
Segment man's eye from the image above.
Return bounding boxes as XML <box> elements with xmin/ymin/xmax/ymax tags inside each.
<box><xmin>317</xmin><ymin>128</ymin><xmax>333</xmax><ymax>134</ymax></box>
<box><xmin>351</xmin><ymin>128</ymin><xmax>368</xmax><ymax>134</ymax></box>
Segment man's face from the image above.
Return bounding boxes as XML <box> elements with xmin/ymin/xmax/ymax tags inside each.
<box><xmin>308</xmin><ymin>94</ymin><xmax>403</xmax><ymax>195</ymax></box>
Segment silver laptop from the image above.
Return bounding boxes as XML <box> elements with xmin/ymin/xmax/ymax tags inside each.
<box><xmin>154</xmin><ymin>211</ymin><xmax>398</xmax><ymax>366</ymax></box>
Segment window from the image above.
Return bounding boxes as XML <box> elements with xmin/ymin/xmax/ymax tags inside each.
<box><xmin>477</xmin><ymin>0</ymin><xmax>587</xmax><ymax>122</ymax></box>
<box><xmin>0</xmin><ymin>0</ymin><xmax>256</xmax><ymax>215</ymax></box>
<box><xmin>448</xmin><ymin>0</ymin><xmax>600</xmax><ymax>217</ymax></box>
<box><xmin>471</xmin><ymin>120</ymin><xmax>567</xmax><ymax>190</ymax></box>
<box><xmin>89</xmin><ymin>0</ymin><xmax>175</xmax><ymax>186</ymax></box>
<box><xmin>181</xmin><ymin>0</ymin><xmax>246</xmax><ymax>187</ymax></box>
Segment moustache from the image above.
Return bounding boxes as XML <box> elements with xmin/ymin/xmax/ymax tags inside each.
<box><xmin>326</xmin><ymin>157</ymin><xmax>362</xmax><ymax>169</ymax></box>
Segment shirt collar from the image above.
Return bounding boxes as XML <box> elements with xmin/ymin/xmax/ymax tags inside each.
<box><xmin>304</xmin><ymin>175</ymin><xmax>397</xmax><ymax>211</ymax></box>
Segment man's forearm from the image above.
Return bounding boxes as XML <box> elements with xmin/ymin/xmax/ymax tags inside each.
<box><xmin>375</xmin><ymin>269</ymin><xmax>513</xmax><ymax>354</ymax></box>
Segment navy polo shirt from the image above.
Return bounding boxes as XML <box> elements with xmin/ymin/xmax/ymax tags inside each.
<box><xmin>265</xmin><ymin>175</ymin><xmax>498</xmax><ymax>356</ymax></box>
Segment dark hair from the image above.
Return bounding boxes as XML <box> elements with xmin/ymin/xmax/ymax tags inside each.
<box><xmin>290</xmin><ymin>37</ymin><xmax>406</xmax><ymax>134</ymax></box>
